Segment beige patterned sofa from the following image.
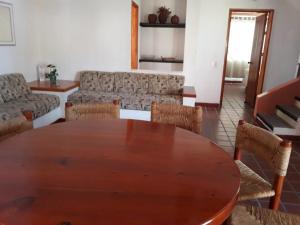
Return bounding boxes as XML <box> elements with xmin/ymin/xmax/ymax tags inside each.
<box><xmin>68</xmin><ymin>71</ymin><xmax>196</xmax><ymax>121</ymax></box>
<box><xmin>0</xmin><ymin>73</ymin><xmax>60</xmax><ymax>128</ymax></box>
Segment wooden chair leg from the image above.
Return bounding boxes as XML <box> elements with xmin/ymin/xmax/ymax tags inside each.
<box><xmin>234</xmin><ymin>147</ymin><xmax>242</xmax><ymax>160</ymax></box>
<box><xmin>269</xmin><ymin>175</ymin><xmax>285</xmax><ymax>210</ymax></box>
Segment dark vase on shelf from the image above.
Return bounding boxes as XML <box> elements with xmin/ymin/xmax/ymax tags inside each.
<box><xmin>158</xmin><ymin>14</ymin><xmax>168</xmax><ymax>24</ymax></box>
<box><xmin>148</xmin><ymin>14</ymin><xmax>157</xmax><ymax>24</ymax></box>
<box><xmin>171</xmin><ymin>15</ymin><xmax>180</xmax><ymax>24</ymax></box>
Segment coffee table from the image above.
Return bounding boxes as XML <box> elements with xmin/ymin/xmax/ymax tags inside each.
<box><xmin>0</xmin><ymin>120</ymin><xmax>240</xmax><ymax>225</ymax></box>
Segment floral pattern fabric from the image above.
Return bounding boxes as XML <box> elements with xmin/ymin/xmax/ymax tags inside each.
<box><xmin>0</xmin><ymin>74</ymin><xmax>31</xmax><ymax>102</ymax></box>
<box><xmin>0</xmin><ymin>94</ymin><xmax>60</xmax><ymax>121</ymax></box>
<box><xmin>79</xmin><ymin>71</ymin><xmax>185</xmax><ymax>95</ymax></box>
<box><xmin>0</xmin><ymin>73</ymin><xmax>60</xmax><ymax>122</ymax></box>
<box><xmin>68</xmin><ymin>90</ymin><xmax>182</xmax><ymax>111</ymax></box>
<box><xmin>72</xmin><ymin>71</ymin><xmax>184</xmax><ymax>111</ymax></box>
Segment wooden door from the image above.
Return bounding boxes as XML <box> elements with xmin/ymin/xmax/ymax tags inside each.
<box><xmin>131</xmin><ymin>2</ymin><xmax>139</xmax><ymax>69</ymax></box>
<box><xmin>245</xmin><ymin>14</ymin><xmax>267</xmax><ymax>107</ymax></box>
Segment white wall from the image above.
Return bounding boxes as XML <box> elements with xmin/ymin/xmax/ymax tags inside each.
<box><xmin>184</xmin><ymin>0</ymin><xmax>300</xmax><ymax>103</ymax></box>
<box><xmin>140</xmin><ymin>0</ymin><xmax>186</xmax><ymax>72</ymax></box>
<box><xmin>1</xmin><ymin>0</ymin><xmax>299</xmax><ymax>104</ymax></box>
<box><xmin>0</xmin><ymin>0</ymin><xmax>40</xmax><ymax>81</ymax></box>
<box><xmin>36</xmin><ymin>0</ymin><xmax>133</xmax><ymax>80</ymax></box>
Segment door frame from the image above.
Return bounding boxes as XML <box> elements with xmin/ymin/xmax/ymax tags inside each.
<box><xmin>220</xmin><ymin>8</ymin><xmax>274</xmax><ymax>106</ymax></box>
<box><xmin>131</xmin><ymin>1</ymin><xmax>139</xmax><ymax>69</ymax></box>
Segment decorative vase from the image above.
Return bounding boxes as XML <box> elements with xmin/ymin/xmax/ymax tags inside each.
<box><xmin>148</xmin><ymin>14</ymin><xmax>157</xmax><ymax>24</ymax></box>
<box><xmin>49</xmin><ymin>76</ymin><xmax>57</xmax><ymax>86</ymax></box>
<box><xmin>158</xmin><ymin>13</ymin><xmax>168</xmax><ymax>24</ymax></box>
<box><xmin>171</xmin><ymin>15</ymin><xmax>180</xmax><ymax>24</ymax></box>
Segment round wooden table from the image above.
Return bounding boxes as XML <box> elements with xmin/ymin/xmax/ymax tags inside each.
<box><xmin>0</xmin><ymin>120</ymin><xmax>240</xmax><ymax>225</ymax></box>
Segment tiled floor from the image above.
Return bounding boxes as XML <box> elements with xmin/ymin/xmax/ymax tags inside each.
<box><xmin>201</xmin><ymin>83</ymin><xmax>300</xmax><ymax>214</ymax></box>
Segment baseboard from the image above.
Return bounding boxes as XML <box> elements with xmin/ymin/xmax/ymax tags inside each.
<box><xmin>196</xmin><ymin>102</ymin><xmax>220</xmax><ymax>108</ymax></box>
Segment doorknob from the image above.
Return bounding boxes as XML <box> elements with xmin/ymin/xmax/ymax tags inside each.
<box><xmin>248</xmin><ymin>62</ymin><xmax>253</xmax><ymax>64</ymax></box>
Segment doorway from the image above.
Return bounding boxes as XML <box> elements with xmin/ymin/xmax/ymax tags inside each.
<box><xmin>131</xmin><ymin>1</ymin><xmax>139</xmax><ymax>70</ymax></box>
<box><xmin>221</xmin><ymin>9</ymin><xmax>274</xmax><ymax>108</ymax></box>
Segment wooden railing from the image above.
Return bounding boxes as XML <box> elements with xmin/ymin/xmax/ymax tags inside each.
<box><xmin>254</xmin><ymin>77</ymin><xmax>300</xmax><ymax>117</ymax></box>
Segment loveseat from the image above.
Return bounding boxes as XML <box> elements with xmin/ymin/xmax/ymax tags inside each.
<box><xmin>68</xmin><ymin>71</ymin><xmax>196</xmax><ymax>121</ymax></box>
<box><xmin>0</xmin><ymin>73</ymin><xmax>60</xmax><ymax>128</ymax></box>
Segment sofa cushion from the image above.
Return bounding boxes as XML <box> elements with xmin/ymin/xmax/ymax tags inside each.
<box><xmin>134</xmin><ymin>73</ymin><xmax>149</xmax><ymax>94</ymax></box>
<box><xmin>148</xmin><ymin>74</ymin><xmax>184</xmax><ymax>95</ymax></box>
<box><xmin>68</xmin><ymin>90</ymin><xmax>182</xmax><ymax>111</ymax></box>
<box><xmin>0</xmin><ymin>94</ymin><xmax>4</xmax><ymax>104</ymax></box>
<box><xmin>0</xmin><ymin>74</ymin><xmax>31</xmax><ymax>102</ymax></box>
<box><xmin>2</xmin><ymin>93</ymin><xmax>60</xmax><ymax>120</ymax></box>
<box><xmin>120</xmin><ymin>93</ymin><xmax>182</xmax><ymax>111</ymax></box>
<box><xmin>115</xmin><ymin>72</ymin><xmax>137</xmax><ymax>94</ymax></box>
<box><xmin>0</xmin><ymin>76</ymin><xmax>12</xmax><ymax>102</ymax></box>
<box><xmin>68</xmin><ymin>90</ymin><xmax>120</xmax><ymax>104</ymax></box>
<box><xmin>80</xmin><ymin>71</ymin><xmax>114</xmax><ymax>92</ymax></box>
<box><xmin>0</xmin><ymin>110</ymin><xmax>23</xmax><ymax>123</ymax></box>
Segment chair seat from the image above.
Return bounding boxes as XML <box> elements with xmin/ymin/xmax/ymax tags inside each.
<box><xmin>235</xmin><ymin>160</ymin><xmax>275</xmax><ymax>201</ymax></box>
<box><xmin>228</xmin><ymin>205</ymin><xmax>300</xmax><ymax>225</ymax></box>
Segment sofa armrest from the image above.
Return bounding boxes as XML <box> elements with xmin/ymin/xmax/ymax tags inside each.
<box><xmin>182</xmin><ymin>86</ymin><xmax>196</xmax><ymax>98</ymax></box>
<box><xmin>22</xmin><ymin>111</ymin><xmax>34</xmax><ymax>121</ymax></box>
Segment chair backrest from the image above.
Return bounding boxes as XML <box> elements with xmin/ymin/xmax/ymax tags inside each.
<box><xmin>0</xmin><ymin>116</ymin><xmax>33</xmax><ymax>142</ymax></box>
<box><xmin>65</xmin><ymin>101</ymin><xmax>120</xmax><ymax>121</ymax></box>
<box><xmin>235</xmin><ymin>121</ymin><xmax>292</xmax><ymax>176</ymax></box>
<box><xmin>151</xmin><ymin>102</ymin><xmax>203</xmax><ymax>134</ymax></box>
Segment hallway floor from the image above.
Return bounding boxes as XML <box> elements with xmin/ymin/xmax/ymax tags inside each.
<box><xmin>202</xmin><ymin>83</ymin><xmax>300</xmax><ymax>214</ymax></box>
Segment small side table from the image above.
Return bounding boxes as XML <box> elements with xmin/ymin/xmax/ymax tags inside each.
<box><xmin>28</xmin><ymin>80</ymin><xmax>79</xmax><ymax>118</ymax></box>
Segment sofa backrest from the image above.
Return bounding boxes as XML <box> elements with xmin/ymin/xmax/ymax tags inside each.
<box><xmin>79</xmin><ymin>71</ymin><xmax>185</xmax><ymax>95</ymax></box>
<box><xmin>80</xmin><ymin>71</ymin><xmax>115</xmax><ymax>92</ymax></box>
<box><xmin>0</xmin><ymin>73</ymin><xmax>31</xmax><ymax>102</ymax></box>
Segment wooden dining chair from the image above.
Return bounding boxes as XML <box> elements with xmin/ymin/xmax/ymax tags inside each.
<box><xmin>234</xmin><ymin>120</ymin><xmax>292</xmax><ymax>210</ymax></box>
<box><xmin>0</xmin><ymin>115</ymin><xmax>33</xmax><ymax>142</ymax></box>
<box><xmin>151</xmin><ymin>102</ymin><xmax>203</xmax><ymax>134</ymax></box>
<box><xmin>227</xmin><ymin>204</ymin><xmax>300</xmax><ymax>225</ymax></box>
<box><xmin>65</xmin><ymin>100</ymin><xmax>120</xmax><ymax>121</ymax></box>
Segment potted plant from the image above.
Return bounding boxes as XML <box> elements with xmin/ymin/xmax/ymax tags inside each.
<box><xmin>45</xmin><ymin>64</ymin><xmax>59</xmax><ymax>85</ymax></box>
<box><xmin>157</xmin><ymin>6</ymin><xmax>171</xmax><ymax>24</ymax></box>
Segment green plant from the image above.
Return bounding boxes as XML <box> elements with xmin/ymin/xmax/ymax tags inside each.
<box><xmin>45</xmin><ymin>64</ymin><xmax>58</xmax><ymax>85</ymax></box>
<box><xmin>45</xmin><ymin>64</ymin><xmax>58</xmax><ymax>79</ymax></box>
<box><xmin>157</xmin><ymin>6</ymin><xmax>171</xmax><ymax>16</ymax></box>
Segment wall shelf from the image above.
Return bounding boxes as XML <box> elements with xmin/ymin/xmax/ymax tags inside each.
<box><xmin>140</xmin><ymin>23</ymin><xmax>185</xmax><ymax>28</ymax></box>
<box><xmin>139</xmin><ymin>58</ymin><xmax>184</xmax><ymax>64</ymax></box>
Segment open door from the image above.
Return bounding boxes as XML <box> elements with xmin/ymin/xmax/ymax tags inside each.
<box><xmin>245</xmin><ymin>14</ymin><xmax>267</xmax><ymax>107</ymax></box>
<box><xmin>131</xmin><ymin>1</ymin><xmax>139</xmax><ymax>69</ymax></box>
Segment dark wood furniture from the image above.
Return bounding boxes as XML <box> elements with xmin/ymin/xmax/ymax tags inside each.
<box><xmin>28</xmin><ymin>80</ymin><xmax>79</xmax><ymax>92</ymax></box>
<box><xmin>139</xmin><ymin>58</ymin><xmax>184</xmax><ymax>64</ymax></box>
<box><xmin>140</xmin><ymin>23</ymin><xmax>186</xmax><ymax>28</ymax></box>
<box><xmin>0</xmin><ymin>120</ymin><xmax>240</xmax><ymax>225</ymax></box>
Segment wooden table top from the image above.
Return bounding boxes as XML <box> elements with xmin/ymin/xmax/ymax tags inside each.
<box><xmin>28</xmin><ymin>80</ymin><xmax>79</xmax><ymax>92</ymax></box>
<box><xmin>0</xmin><ymin>120</ymin><xmax>240</xmax><ymax>225</ymax></box>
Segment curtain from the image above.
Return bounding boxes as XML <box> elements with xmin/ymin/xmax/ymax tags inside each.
<box><xmin>226</xmin><ymin>16</ymin><xmax>256</xmax><ymax>79</ymax></box>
